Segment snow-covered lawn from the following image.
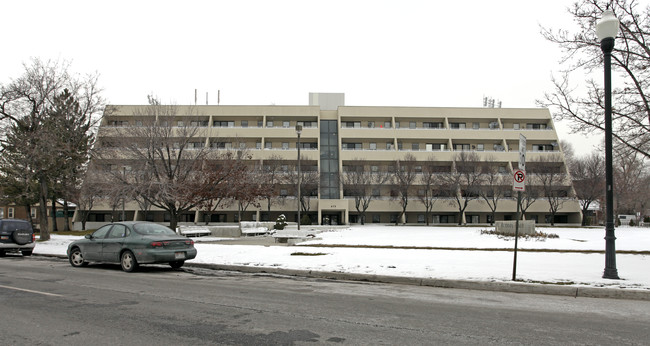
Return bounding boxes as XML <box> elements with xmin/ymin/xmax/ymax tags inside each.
<box><xmin>34</xmin><ymin>225</ymin><xmax>650</xmax><ymax>290</ymax></box>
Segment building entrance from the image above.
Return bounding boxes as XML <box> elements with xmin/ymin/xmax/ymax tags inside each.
<box><xmin>322</xmin><ymin>213</ymin><xmax>341</xmax><ymax>225</ymax></box>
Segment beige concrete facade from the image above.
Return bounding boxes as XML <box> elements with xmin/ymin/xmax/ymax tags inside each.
<box><xmin>77</xmin><ymin>93</ymin><xmax>581</xmax><ymax>229</ymax></box>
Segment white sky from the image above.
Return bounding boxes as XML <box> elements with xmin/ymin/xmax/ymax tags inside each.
<box><xmin>2</xmin><ymin>0</ymin><xmax>638</xmax><ymax>156</ymax></box>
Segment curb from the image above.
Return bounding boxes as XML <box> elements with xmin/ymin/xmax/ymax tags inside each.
<box><xmin>185</xmin><ymin>262</ymin><xmax>650</xmax><ymax>301</ymax></box>
<box><xmin>36</xmin><ymin>254</ymin><xmax>650</xmax><ymax>301</ymax></box>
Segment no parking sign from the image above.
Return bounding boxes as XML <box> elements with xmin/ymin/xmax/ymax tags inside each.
<box><xmin>513</xmin><ymin>169</ymin><xmax>526</xmax><ymax>191</ymax></box>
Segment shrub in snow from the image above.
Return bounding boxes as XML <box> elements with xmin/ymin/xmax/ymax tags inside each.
<box><xmin>274</xmin><ymin>214</ymin><xmax>288</xmax><ymax>230</ymax></box>
<box><xmin>300</xmin><ymin>214</ymin><xmax>312</xmax><ymax>226</ymax></box>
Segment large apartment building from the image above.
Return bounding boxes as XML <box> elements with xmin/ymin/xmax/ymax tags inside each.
<box><xmin>76</xmin><ymin>93</ymin><xmax>581</xmax><ymax>229</ymax></box>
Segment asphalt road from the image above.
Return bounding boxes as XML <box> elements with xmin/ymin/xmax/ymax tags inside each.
<box><xmin>1</xmin><ymin>256</ymin><xmax>649</xmax><ymax>345</ymax></box>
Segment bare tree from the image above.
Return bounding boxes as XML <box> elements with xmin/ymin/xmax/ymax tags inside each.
<box><xmin>478</xmin><ymin>160</ymin><xmax>510</xmax><ymax>225</ymax></box>
<box><xmin>539</xmin><ymin>0</ymin><xmax>650</xmax><ymax>159</ymax></box>
<box><xmin>440</xmin><ymin>151</ymin><xmax>484</xmax><ymax>225</ymax></box>
<box><xmin>613</xmin><ymin>147</ymin><xmax>647</xmax><ymax>215</ymax></box>
<box><xmin>519</xmin><ymin>186</ymin><xmax>540</xmax><ymax>221</ymax></box>
<box><xmin>418</xmin><ymin>156</ymin><xmax>448</xmax><ymax>226</ymax></box>
<box><xmin>571</xmin><ymin>153</ymin><xmax>605</xmax><ymax>225</ymax></box>
<box><xmin>0</xmin><ymin>58</ymin><xmax>104</xmax><ymax>240</ymax></box>
<box><xmin>285</xmin><ymin>158</ymin><xmax>319</xmax><ymax>216</ymax></box>
<box><xmin>392</xmin><ymin>154</ymin><xmax>418</xmax><ymax>225</ymax></box>
<box><xmin>94</xmin><ymin>98</ymin><xmax>214</xmax><ymax>230</ymax></box>
<box><xmin>73</xmin><ymin>168</ymin><xmax>104</xmax><ymax>230</ymax></box>
<box><xmin>342</xmin><ymin>159</ymin><xmax>391</xmax><ymax>225</ymax></box>
<box><xmin>260</xmin><ymin>155</ymin><xmax>286</xmax><ymax>218</ymax></box>
<box><xmin>530</xmin><ymin>154</ymin><xmax>571</xmax><ymax>225</ymax></box>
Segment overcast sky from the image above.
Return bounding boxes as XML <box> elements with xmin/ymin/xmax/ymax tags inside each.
<box><xmin>1</xmin><ymin>0</ymin><xmax>629</xmax><ymax>156</ymax></box>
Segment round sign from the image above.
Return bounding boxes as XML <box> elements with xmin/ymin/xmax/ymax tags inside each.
<box><xmin>514</xmin><ymin>170</ymin><xmax>525</xmax><ymax>183</ymax></box>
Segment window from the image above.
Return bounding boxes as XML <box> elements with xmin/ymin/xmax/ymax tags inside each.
<box><xmin>473</xmin><ymin>122</ymin><xmax>480</xmax><ymax>129</ymax></box>
<box><xmin>257</xmin><ymin>120</ymin><xmax>264</xmax><ymax>127</ymax></box>
<box><xmin>386</xmin><ymin>142</ymin><xmax>394</xmax><ymax>150</ymax></box>
<box><xmin>489</xmin><ymin>122</ymin><xmax>499</xmax><ymax>129</ymax></box>
<box><xmin>191</xmin><ymin>120</ymin><xmax>209</xmax><ymax>127</ymax></box>
<box><xmin>450</xmin><ymin>122</ymin><xmax>466</xmax><ymax>129</ymax></box>
<box><xmin>239</xmin><ymin>142</ymin><xmax>246</xmax><ymax>149</ymax></box>
<box><xmin>109</xmin><ymin>120</ymin><xmax>128</xmax><ymax>127</ymax></box>
<box><xmin>371</xmin><ymin>165</ymin><xmax>379</xmax><ymax>172</ymax></box>
<box><xmin>398</xmin><ymin>142</ymin><xmax>403</xmax><ymax>150</ymax></box>
<box><xmin>417</xmin><ymin>215</ymin><xmax>425</xmax><ymax>223</ymax></box>
<box><xmin>8</xmin><ymin>207</ymin><xmax>14</xmax><ymax>218</ymax></box>
<box><xmin>343</xmin><ymin>121</ymin><xmax>361</xmax><ymax>128</ymax></box>
<box><xmin>267</xmin><ymin>120</ymin><xmax>274</xmax><ymax>128</ymax></box>
<box><xmin>454</xmin><ymin>144</ymin><xmax>470</xmax><ymax>151</ymax></box>
<box><xmin>283</xmin><ymin>121</ymin><xmax>290</xmax><ymax>128</ymax></box>
<box><xmin>281</xmin><ymin>165</ymin><xmax>288</xmax><ymax>172</ymax></box>
<box><xmin>282</xmin><ymin>142</ymin><xmax>289</xmax><ymax>150</ymax></box>
<box><xmin>409</xmin><ymin>121</ymin><xmax>416</xmax><ymax>129</ymax></box>
<box><xmin>369</xmin><ymin>142</ymin><xmax>377</xmax><ymax>150</ymax></box>
<box><xmin>395</xmin><ymin>121</ymin><xmax>400</xmax><ymax>128</ymax></box>
<box><xmin>372</xmin><ymin>214</ymin><xmax>381</xmax><ymax>223</ymax></box>
<box><xmin>265</xmin><ymin>142</ymin><xmax>272</xmax><ymax>149</ymax></box>
<box><xmin>213</xmin><ymin>121</ymin><xmax>234</xmax><ymax>127</ymax></box>
<box><xmin>513</xmin><ymin>123</ymin><xmax>520</xmax><ymax>130</ymax></box>
<box><xmin>241</xmin><ymin>120</ymin><xmax>248</xmax><ymax>127</ymax></box>
<box><xmin>92</xmin><ymin>225</ymin><xmax>112</xmax><ymax>239</ymax></box>
<box><xmin>412</xmin><ymin>143</ymin><xmax>420</xmax><ymax>150</ymax></box>
<box><xmin>477</xmin><ymin>144</ymin><xmax>484</xmax><ymax>151</ymax></box>
<box><xmin>108</xmin><ymin>225</ymin><xmax>128</xmax><ymax>238</ymax></box>
<box><xmin>280</xmin><ymin>189</ymin><xmax>288</xmax><ymax>197</ymax></box>
<box><xmin>372</xmin><ymin>188</ymin><xmax>380</xmax><ymax>197</ymax></box>
<box><xmin>343</xmin><ymin>143</ymin><xmax>362</xmax><ymax>150</ymax></box>
<box><xmin>526</xmin><ymin>123</ymin><xmax>547</xmax><ymax>130</ymax></box>
<box><xmin>423</xmin><ymin>122</ymin><xmax>443</xmax><ymax>129</ymax></box>
<box><xmin>256</xmin><ymin>142</ymin><xmax>262</xmax><ymax>149</ymax></box>
<box><xmin>368</xmin><ymin>121</ymin><xmax>375</xmax><ymax>128</ymax></box>
<box><xmin>177</xmin><ymin>121</ymin><xmax>184</xmax><ymax>127</ymax></box>
<box><xmin>135</xmin><ymin>120</ymin><xmax>143</xmax><ymax>127</ymax></box>
<box><xmin>190</xmin><ymin>142</ymin><xmax>204</xmax><ymax>148</ymax></box>
<box><xmin>384</xmin><ymin>121</ymin><xmax>392</xmax><ymax>128</ymax></box>
<box><xmin>415</xmin><ymin>165</ymin><xmax>422</xmax><ymax>173</ymax></box>
<box><xmin>31</xmin><ymin>208</ymin><xmax>36</xmax><ymax>219</ymax></box>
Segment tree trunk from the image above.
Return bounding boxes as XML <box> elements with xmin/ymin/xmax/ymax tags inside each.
<box><xmin>51</xmin><ymin>195</ymin><xmax>59</xmax><ymax>232</ymax></box>
<box><xmin>63</xmin><ymin>199</ymin><xmax>70</xmax><ymax>231</ymax></box>
<box><xmin>38</xmin><ymin>177</ymin><xmax>50</xmax><ymax>240</ymax></box>
<box><xmin>169</xmin><ymin>209</ymin><xmax>179</xmax><ymax>231</ymax></box>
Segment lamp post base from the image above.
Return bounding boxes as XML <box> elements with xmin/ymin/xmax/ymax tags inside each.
<box><xmin>603</xmin><ymin>268</ymin><xmax>619</xmax><ymax>279</ymax></box>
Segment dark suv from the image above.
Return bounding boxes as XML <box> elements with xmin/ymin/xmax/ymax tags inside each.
<box><xmin>0</xmin><ymin>219</ymin><xmax>36</xmax><ymax>256</ymax></box>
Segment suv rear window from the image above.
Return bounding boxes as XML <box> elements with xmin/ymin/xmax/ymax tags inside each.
<box><xmin>2</xmin><ymin>221</ymin><xmax>32</xmax><ymax>232</ymax></box>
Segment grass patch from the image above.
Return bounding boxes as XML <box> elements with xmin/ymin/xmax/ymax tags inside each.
<box><xmin>291</xmin><ymin>252</ymin><xmax>328</xmax><ymax>256</ymax></box>
<box><xmin>480</xmin><ymin>229</ymin><xmax>559</xmax><ymax>239</ymax></box>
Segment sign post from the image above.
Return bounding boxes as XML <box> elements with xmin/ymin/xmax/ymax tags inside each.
<box><xmin>512</xmin><ymin>134</ymin><xmax>526</xmax><ymax>281</ymax></box>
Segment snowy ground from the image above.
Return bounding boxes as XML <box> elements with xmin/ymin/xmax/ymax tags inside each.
<box><xmin>34</xmin><ymin>225</ymin><xmax>650</xmax><ymax>290</ymax></box>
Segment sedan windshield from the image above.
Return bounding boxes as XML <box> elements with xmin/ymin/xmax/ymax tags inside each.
<box><xmin>132</xmin><ymin>223</ymin><xmax>176</xmax><ymax>236</ymax></box>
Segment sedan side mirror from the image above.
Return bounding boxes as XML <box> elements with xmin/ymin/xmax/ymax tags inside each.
<box><xmin>85</xmin><ymin>234</ymin><xmax>93</xmax><ymax>239</ymax></box>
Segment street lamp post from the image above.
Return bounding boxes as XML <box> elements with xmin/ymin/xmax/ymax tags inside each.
<box><xmin>596</xmin><ymin>9</ymin><xmax>620</xmax><ymax>280</ymax></box>
<box><xmin>296</xmin><ymin>124</ymin><xmax>302</xmax><ymax>231</ymax></box>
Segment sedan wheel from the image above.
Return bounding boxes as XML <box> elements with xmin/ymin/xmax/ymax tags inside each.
<box><xmin>169</xmin><ymin>260</ymin><xmax>185</xmax><ymax>269</ymax></box>
<box><xmin>69</xmin><ymin>248</ymin><xmax>88</xmax><ymax>267</ymax></box>
<box><xmin>120</xmin><ymin>250</ymin><xmax>139</xmax><ymax>272</ymax></box>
